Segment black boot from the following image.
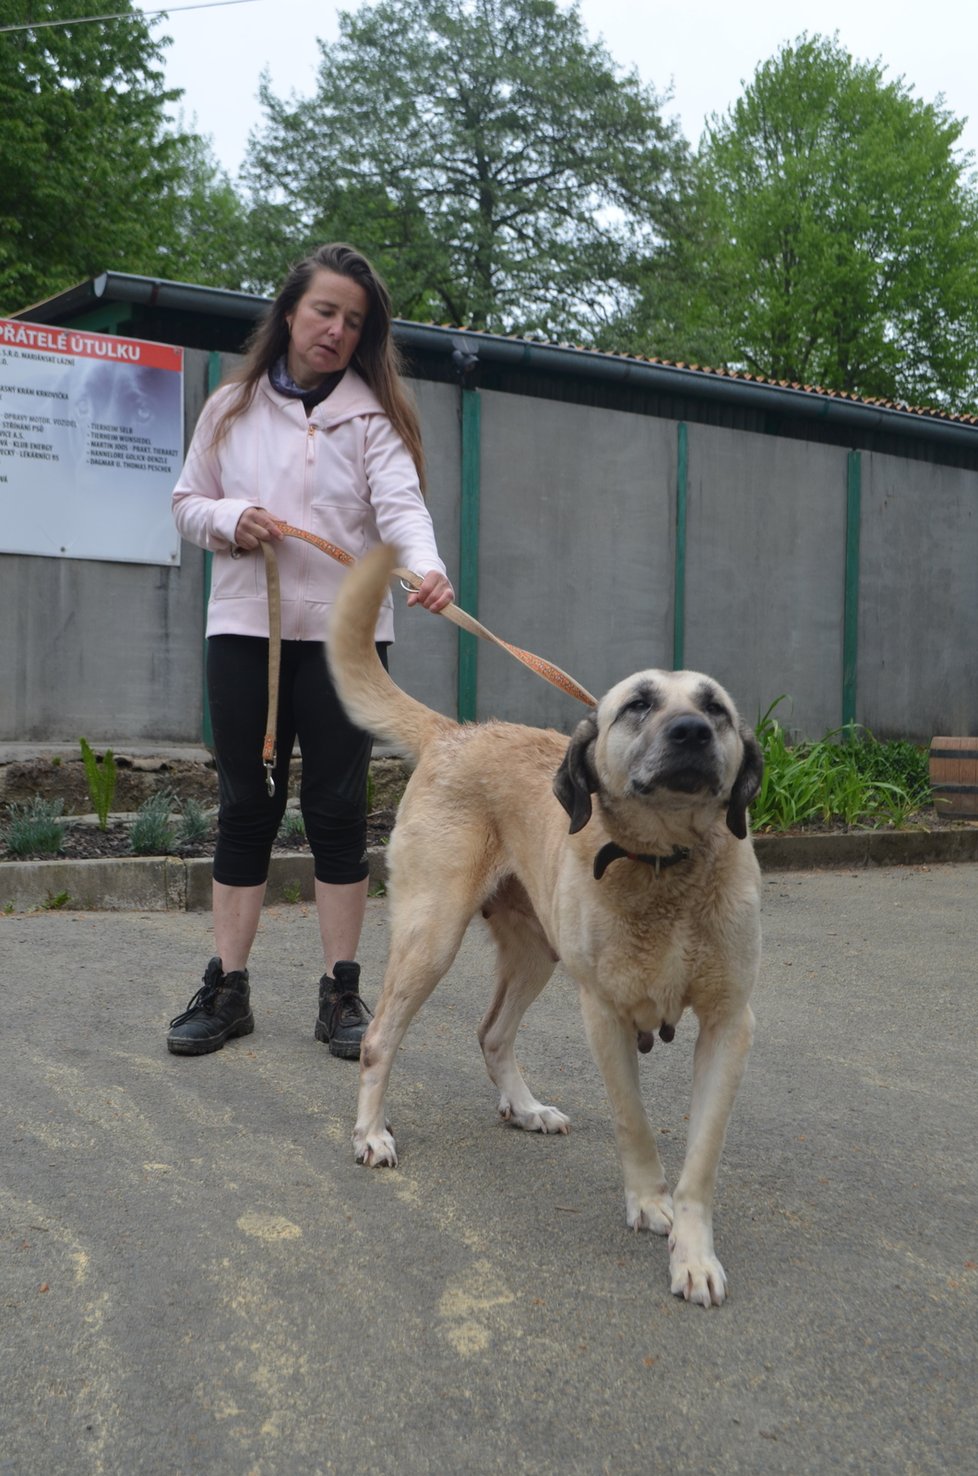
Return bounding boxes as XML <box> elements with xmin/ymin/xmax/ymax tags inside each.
<box><xmin>167</xmin><ymin>956</ymin><xmax>254</xmax><ymax>1056</ymax></box>
<box><xmin>315</xmin><ymin>960</ymin><xmax>372</xmax><ymax>1060</ymax></box>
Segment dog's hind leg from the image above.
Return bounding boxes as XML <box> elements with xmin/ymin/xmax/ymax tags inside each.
<box><xmin>353</xmin><ymin>904</ymin><xmax>473</xmax><ymax>1168</ymax></box>
<box><xmin>578</xmin><ymin>991</ymin><xmax>674</xmax><ymax>1236</ymax></box>
<box><xmin>478</xmin><ymin>910</ymin><xmax>568</xmax><ymax>1135</ymax></box>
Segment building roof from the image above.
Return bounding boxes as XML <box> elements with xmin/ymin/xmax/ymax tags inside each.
<box><xmin>14</xmin><ymin>271</ymin><xmax>978</xmax><ymax>463</ymax></box>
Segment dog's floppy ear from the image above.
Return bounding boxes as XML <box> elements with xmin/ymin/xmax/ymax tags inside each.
<box><xmin>725</xmin><ymin>723</ymin><xmax>764</xmax><ymax>840</ymax></box>
<box><xmin>553</xmin><ymin>712</ymin><xmax>599</xmax><ymax>834</ymax></box>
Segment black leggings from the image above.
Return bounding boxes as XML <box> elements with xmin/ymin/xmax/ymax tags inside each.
<box><xmin>207</xmin><ymin>635</ymin><xmax>388</xmax><ymax>888</ymax></box>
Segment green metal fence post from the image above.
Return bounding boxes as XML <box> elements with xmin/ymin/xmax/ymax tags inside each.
<box><xmin>200</xmin><ymin>351</ymin><xmax>222</xmax><ymax>748</ymax></box>
<box><xmin>842</xmin><ymin>449</ymin><xmax>862</xmax><ymax>733</ymax></box>
<box><xmin>457</xmin><ymin>387</ymin><xmax>481</xmax><ymax>722</ymax></box>
<box><xmin>673</xmin><ymin>421</ymin><xmax>688</xmax><ymax>671</ymax></box>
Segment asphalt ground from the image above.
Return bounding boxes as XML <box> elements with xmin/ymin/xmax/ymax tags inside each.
<box><xmin>1</xmin><ymin>864</ymin><xmax>976</xmax><ymax>1476</ymax></box>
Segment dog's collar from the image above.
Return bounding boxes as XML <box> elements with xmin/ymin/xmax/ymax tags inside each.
<box><xmin>593</xmin><ymin>841</ymin><xmax>692</xmax><ymax>881</ymax></box>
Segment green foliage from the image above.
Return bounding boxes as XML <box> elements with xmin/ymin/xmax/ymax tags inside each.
<box><xmin>174</xmin><ymin>797</ymin><xmax>211</xmax><ymax>848</ymax></box>
<box><xmin>0</xmin><ymin>1</ymin><xmax>253</xmax><ymax>310</ymax></box>
<box><xmin>615</xmin><ymin>33</ymin><xmax>978</xmax><ymax>411</ymax></box>
<box><xmin>3</xmin><ymin>796</ymin><xmax>66</xmax><ymax>857</ymax></box>
<box><xmin>242</xmin><ymin>0</ymin><xmax>687</xmax><ymax>337</ymax></box>
<box><xmin>41</xmin><ymin>890</ymin><xmax>70</xmax><ymax>910</ymax></box>
<box><xmin>280</xmin><ymin>881</ymin><xmax>302</xmax><ymax>904</ymax></box>
<box><xmin>277</xmin><ymin>808</ymin><xmax>306</xmax><ymax>843</ymax></box>
<box><xmin>160</xmin><ymin>130</ymin><xmax>253</xmax><ymax>289</ymax></box>
<box><xmin>751</xmin><ymin>699</ymin><xmax>932</xmax><ymax>833</ymax></box>
<box><xmin>128</xmin><ymin>791</ymin><xmax>175</xmax><ymax>856</ymax></box>
<box><xmin>79</xmin><ymin>738</ymin><xmax>116</xmax><ymax>831</ymax></box>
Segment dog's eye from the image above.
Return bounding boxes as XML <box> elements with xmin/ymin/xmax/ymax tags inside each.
<box><xmin>623</xmin><ymin>697</ymin><xmax>651</xmax><ymax>718</ymax></box>
<box><xmin>705</xmin><ymin>700</ymin><xmax>728</xmax><ymax>720</ymax></box>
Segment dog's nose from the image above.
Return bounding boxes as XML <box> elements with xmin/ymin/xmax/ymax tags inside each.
<box><xmin>665</xmin><ymin>714</ymin><xmax>713</xmax><ymax>747</ymax></box>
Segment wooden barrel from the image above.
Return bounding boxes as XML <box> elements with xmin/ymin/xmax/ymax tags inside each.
<box><xmin>929</xmin><ymin>737</ymin><xmax>978</xmax><ymax>818</ymax></box>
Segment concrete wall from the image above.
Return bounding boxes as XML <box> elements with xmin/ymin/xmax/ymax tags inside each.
<box><xmin>859</xmin><ymin>453</ymin><xmax>978</xmax><ymax>740</ymax></box>
<box><xmin>2</xmin><ymin>356</ymin><xmax>976</xmax><ymax>748</ymax></box>
<box><xmin>475</xmin><ymin>392</ymin><xmax>676</xmax><ymax>729</ymax></box>
<box><xmin>684</xmin><ymin>428</ymin><xmax>849</xmax><ymax>738</ymax></box>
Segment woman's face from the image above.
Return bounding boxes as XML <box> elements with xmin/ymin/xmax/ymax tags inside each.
<box><xmin>285</xmin><ymin>268</ymin><xmax>369</xmax><ymax>388</ymax></box>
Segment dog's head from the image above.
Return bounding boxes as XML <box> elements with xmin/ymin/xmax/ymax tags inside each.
<box><xmin>553</xmin><ymin>669</ymin><xmax>763</xmax><ymax>841</ymax></box>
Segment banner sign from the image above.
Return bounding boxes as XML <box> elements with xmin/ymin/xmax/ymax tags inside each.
<box><xmin>0</xmin><ymin>319</ymin><xmax>184</xmax><ymax>566</ymax></box>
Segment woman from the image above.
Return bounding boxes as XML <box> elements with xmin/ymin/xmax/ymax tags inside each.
<box><xmin>167</xmin><ymin>243</ymin><xmax>453</xmax><ymax>1060</ymax></box>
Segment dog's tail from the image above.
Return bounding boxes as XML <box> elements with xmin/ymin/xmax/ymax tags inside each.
<box><xmin>328</xmin><ymin>544</ymin><xmax>455</xmax><ymax>761</ymax></box>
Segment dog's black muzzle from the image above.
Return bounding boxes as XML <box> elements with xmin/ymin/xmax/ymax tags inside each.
<box><xmin>631</xmin><ymin>714</ymin><xmax>722</xmax><ymax>796</ymax></box>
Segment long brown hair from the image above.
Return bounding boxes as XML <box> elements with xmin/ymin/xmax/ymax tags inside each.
<box><xmin>211</xmin><ymin>243</ymin><xmax>426</xmax><ymax>491</ymax></box>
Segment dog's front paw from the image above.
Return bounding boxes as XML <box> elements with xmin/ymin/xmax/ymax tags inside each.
<box><xmin>668</xmin><ymin>1232</ymin><xmax>727</xmax><ymax>1307</ymax></box>
<box><xmin>353</xmin><ymin>1125</ymin><xmax>398</xmax><ymax>1168</ymax></box>
<box><xmin>499</xmin><ymin>1096</ymin><xmax>570</xmax><ymax>1135</ymax></box>
<box><xmin>625</xmin><ymin>1188</ymin><xmax>674</xmax><ymax>1235</ymax></box>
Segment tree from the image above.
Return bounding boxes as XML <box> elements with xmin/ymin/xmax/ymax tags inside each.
<box><xmin>162</xmin><ymin>130</ymin><xmax>253</xmax><ymax>291</ymax></box>
<box><xmin>242</xmin><ymin>0</ymin><xmax>687</xmax><ymax>336</ymax></box>
<box><xmin>615</xmin><ymin>34</ymin><xmax>978</xmax><ymax>411</ymax></box>
<box><xmin>0</xmin><ymin>0</ymin><xmax>247</xmax><ymax>311</ymax></box>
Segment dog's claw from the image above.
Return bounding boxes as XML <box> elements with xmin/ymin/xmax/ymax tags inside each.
<box><xmin>668</xmin><ymin>1227</ymin><xmax>728</xmax><ymax>1306</ymax></box>
<box><xmin>498</xmin><ymin>1097</ymin><xmax>570</xmax><ymax>1135</ymax></box>
<box><xmin>353</xmin><ymin>1129</ymin><xmax>398</xmax><ymax>1168</ymax></box>
<box><xmin>670</xmin><ymin>1261</ymin><xmax>727</xmax><ymax>1307</ymax></box>
<box><xmin>625</xmin><ymin>1188</ymin><xmax>674</xmax><ymax>1235</ymax></box>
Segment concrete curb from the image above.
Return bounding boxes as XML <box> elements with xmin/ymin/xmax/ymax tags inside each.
<box><xmin>2</xmin><ymin>829</ymin><xmax>976</xmax><ymax>913</ymax></box>
<box><xmin>751</xmin><ymin>826</ymin><xmax>978</xmax><ymax>869</ymax></box>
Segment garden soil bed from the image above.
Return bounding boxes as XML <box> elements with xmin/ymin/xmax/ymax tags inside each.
<box><xmin>1</xmin><ymin>752</ymin><xmax>972</xmax><ymax>866</ymax></box>
<box><xmin>0</xmin><ymin>754</ymin><xmax>406</xmax><ymax>864</ymax></box>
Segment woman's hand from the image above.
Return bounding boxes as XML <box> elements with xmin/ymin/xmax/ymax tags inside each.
<box><xmin>233</xmin><ymin>507</ymin><xmax>286</xmax><ymax>551</ymax></box>
<box><xmin>407</xmin><ymin>570</ymin><xmax>455</xmax><ymax>613</ymax></box>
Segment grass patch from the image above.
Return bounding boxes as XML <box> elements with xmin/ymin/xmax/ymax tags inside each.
<box><xmin>129</xmin><ymin>791</ymin><xmax>177</xmax><ymax>856</ymax></box>
<box><xmin>277</xmin><ymin>808</ymin><xmax>306</xmax><ymax>844</ymax></box>
<box><xmin>175</xmin><ymin>797</ymin><xmax>211</xmax><ymax>847</ymax></box>
<box><xmin>3</xmin><ymin>796</ymin><xmax>66</xmax><ymax>857</ymax></box>
<box><xmin>752</xmin><ymin>699</ymin><xmax>931</xmax><ymax>833</ymax></box>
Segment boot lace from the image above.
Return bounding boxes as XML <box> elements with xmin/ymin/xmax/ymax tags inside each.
<box><xmin>169</xmin><ymin>979</ymin><xmax>219</xmax><ymax>1029</ymax></box>
<box><xmin>336</xmin><ymin>991</ymin><xmax>369</xmax><ymax>1029</ymax></box>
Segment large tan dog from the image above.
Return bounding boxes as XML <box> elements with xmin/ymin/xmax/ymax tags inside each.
<box><xmin>328</xmin><ymin>546</ymin><xmax>764</xmax><ymax>1307</ymax></box>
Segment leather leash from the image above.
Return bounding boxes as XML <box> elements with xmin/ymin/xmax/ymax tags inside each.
<box><xmin>258</xmin><ymin>520</ymin><xmax>596</xmax><ymax>793</ymax></box>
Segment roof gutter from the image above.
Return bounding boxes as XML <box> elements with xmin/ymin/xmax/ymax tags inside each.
<box><xmin>14</xmin><ymin>274</ymin><xmax>978</xmax><ymax>453</ymax></box>
<box><xmin>15</xmin><ymin>272</ymin><xmax>270</xmax><ymax>324</ymax></box>
<box><xmin>396</xmin><ymin>322</ymin><xmax>978</xmax><ymax>454</ymax></box>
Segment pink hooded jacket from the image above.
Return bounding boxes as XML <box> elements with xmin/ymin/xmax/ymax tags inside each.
<box><xmin>172</xmin><ymin>369</ymin><xmax>448</xmax><ymax>642</ymax></box>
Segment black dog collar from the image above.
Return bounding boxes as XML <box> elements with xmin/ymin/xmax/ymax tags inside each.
<box><xmin>593</xmin><ymin>842</ymin><xmax>692</xmax><ymax>881</ymax></box>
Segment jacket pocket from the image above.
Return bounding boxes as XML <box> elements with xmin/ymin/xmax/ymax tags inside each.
<box><xmin>209</xmin><ymin>547</ymin><xmax>261</xmax><ymax>599</ymax></box>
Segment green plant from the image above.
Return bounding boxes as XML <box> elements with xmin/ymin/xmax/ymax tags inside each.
<box><xmin>129</xmin><ymin>791</ymin><xmax>176</xmax><ymax>856</ymax></box>
<box><xmin>752</xmin><ymin>699</ymin><xmax>930</xmax><ymax>833</ymax></box>
<box><xmin>281</xmin><ymin>882</ymin><xmax>302</xmax><ymax>904</ymax></box>
<box><xmin>3</xmin><ymin>796</ymin><xmax>66</xmax><ymax>857</ymax></box>
<box><xmin>41</xmin><ymin>890</ymin><xmax>70</xmax><ymax>910</ymax></box>
<box><xmin>79</xmin><ymin>737</ymin><xmax>117</xmax><ymax>831</ymax></box>
<box><xmin>3</xmin><ymin>901</ymin><xmax>15</xmax><ymax>914</ymax></box>
<box><xmin>277</xmin><ymin>808</ymin><xmax>306</xmax><ymax>843</ymax></box>
<box><xmin>175</xmin><ymin>797</ymin><xmax>211</xmax><ymax>847</ymax></box>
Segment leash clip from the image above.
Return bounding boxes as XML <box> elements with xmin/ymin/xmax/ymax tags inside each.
<box><xmin>264</xmin><ymin>762</ymin><xmax>276</xmax><ymax>798</ymax></box>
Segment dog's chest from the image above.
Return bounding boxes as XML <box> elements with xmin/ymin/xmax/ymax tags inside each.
<box><xmin>560</xmin><ymin>896</ymin><xmax>706</xmax><ymax>1020</ymax></box>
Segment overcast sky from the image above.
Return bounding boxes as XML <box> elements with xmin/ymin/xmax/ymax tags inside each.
<box><xmin>159</xmin><ymin>0</ymin><xmax>978</xmax><ymax>177</ymax></box>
